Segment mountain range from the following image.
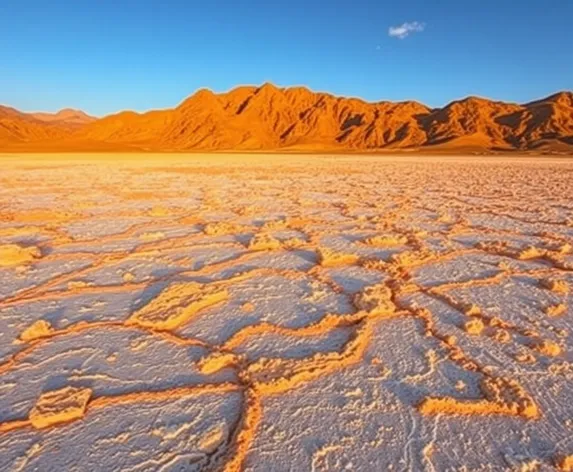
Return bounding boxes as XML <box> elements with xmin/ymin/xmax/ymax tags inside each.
<box><xmin>1</xmin><ymin>84</ymin><xmax>572</xmax><ymax>153</ymax></box>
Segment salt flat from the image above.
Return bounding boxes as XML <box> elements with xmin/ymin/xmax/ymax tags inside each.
<box><xmin>0</xmin><ymin>153</ymin><xmax>572</xmax><ymax>471</ymax></box>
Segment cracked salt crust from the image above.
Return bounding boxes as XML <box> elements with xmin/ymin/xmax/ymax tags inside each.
<box><xmin>0</xmin><ymin>154</ymin><xmax>572</xmax><ymax>471</ymax></box>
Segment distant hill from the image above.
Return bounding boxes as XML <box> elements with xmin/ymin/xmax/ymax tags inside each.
<box><xmin>0</xmin><ymin>105</ymin><xmax>69</xmax><ymax>143</ymax></box>
<box><xmin>1</xmin><ymin>85</ymin><xmax>572</xmax><ymax>153</ymax></box>
<box><xmin>31</xmin><ymin>108</ymin><xmax>96</xmax><ymax>126</ymax></box>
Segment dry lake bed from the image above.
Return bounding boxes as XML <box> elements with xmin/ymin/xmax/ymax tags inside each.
<box><xmin>0</xmin><ymin>153</ymin><xmax>572</xmax><ymax>471</ymax></box>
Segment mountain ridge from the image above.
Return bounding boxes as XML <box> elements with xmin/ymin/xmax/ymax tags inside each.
<box><xmin>1</xmin><ymin>85</ymin><xmax>572</xmax><ymax>153</ymax></box>
<box><xmin>30</xmin><ymin>109</ymin><xmax>96</xmax><ymax>126</ymax></box>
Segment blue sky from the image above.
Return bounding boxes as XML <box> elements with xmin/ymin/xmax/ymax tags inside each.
<box><xmin>1</xmin><ymin>0</ymin><xmax>572</xmax><ymax>116</ymax></box>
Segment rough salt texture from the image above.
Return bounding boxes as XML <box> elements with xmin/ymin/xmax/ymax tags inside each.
<box><xmin>19</xmin><ymin>320</ymin><xmax>54</xmax><ymax>342</ymax></box>
<box><xmin>0</xmin><ymin>154</ymin><xmax>572</xmax><ymax>471</ymax></box>
<box><xmin>0</xmin><ymin>244</ymin><xmax>41</xmax><ymax>267</ymax></box>
<box><xmin>127</xmin><ymin>282</ymin><xmax>229</xmax><ymax>331</ymax></box>
<box><xmin>29</xmin><ymin>387</ymin><xmax>92</xmax><ymax>429</ymax></box>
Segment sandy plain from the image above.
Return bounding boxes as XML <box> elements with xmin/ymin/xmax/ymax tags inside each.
<box><xmin>0</xmin><ymin>153</ymin><xmax>572</xmax><ymax>471</ymax></box>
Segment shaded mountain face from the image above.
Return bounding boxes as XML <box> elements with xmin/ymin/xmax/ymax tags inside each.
<box><xmin>1</xmin><ymin>87</ymin><xmax>572</xmax><ymax>152</ymax></box>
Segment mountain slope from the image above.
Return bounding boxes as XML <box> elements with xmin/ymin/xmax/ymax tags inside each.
<box><xmin>2</xmin><ymin>86</ymin><xmax>572</xmax><ymax>152</ymax></box>
<box><xmin>0</xmin><ymin>106</ymin><xmax>70</xmax><ymax>144</ymax></box>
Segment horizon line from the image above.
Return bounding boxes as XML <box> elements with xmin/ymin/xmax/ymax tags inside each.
<box><xmin>4</xmin><ymin>82</ymin><xmax>571</xmax><ymax>119</ymax></box>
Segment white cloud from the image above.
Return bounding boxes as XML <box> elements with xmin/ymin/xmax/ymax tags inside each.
<box><xmin>388</xmin><ymin>21</ymin><xmax>425</xmax><ymax>39</ymax></box>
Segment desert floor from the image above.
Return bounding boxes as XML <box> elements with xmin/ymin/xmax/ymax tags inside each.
<box><xmin>0</xmin><ymin>153</ymin><xmax>572</xmax><ymax>471</ymax></box>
